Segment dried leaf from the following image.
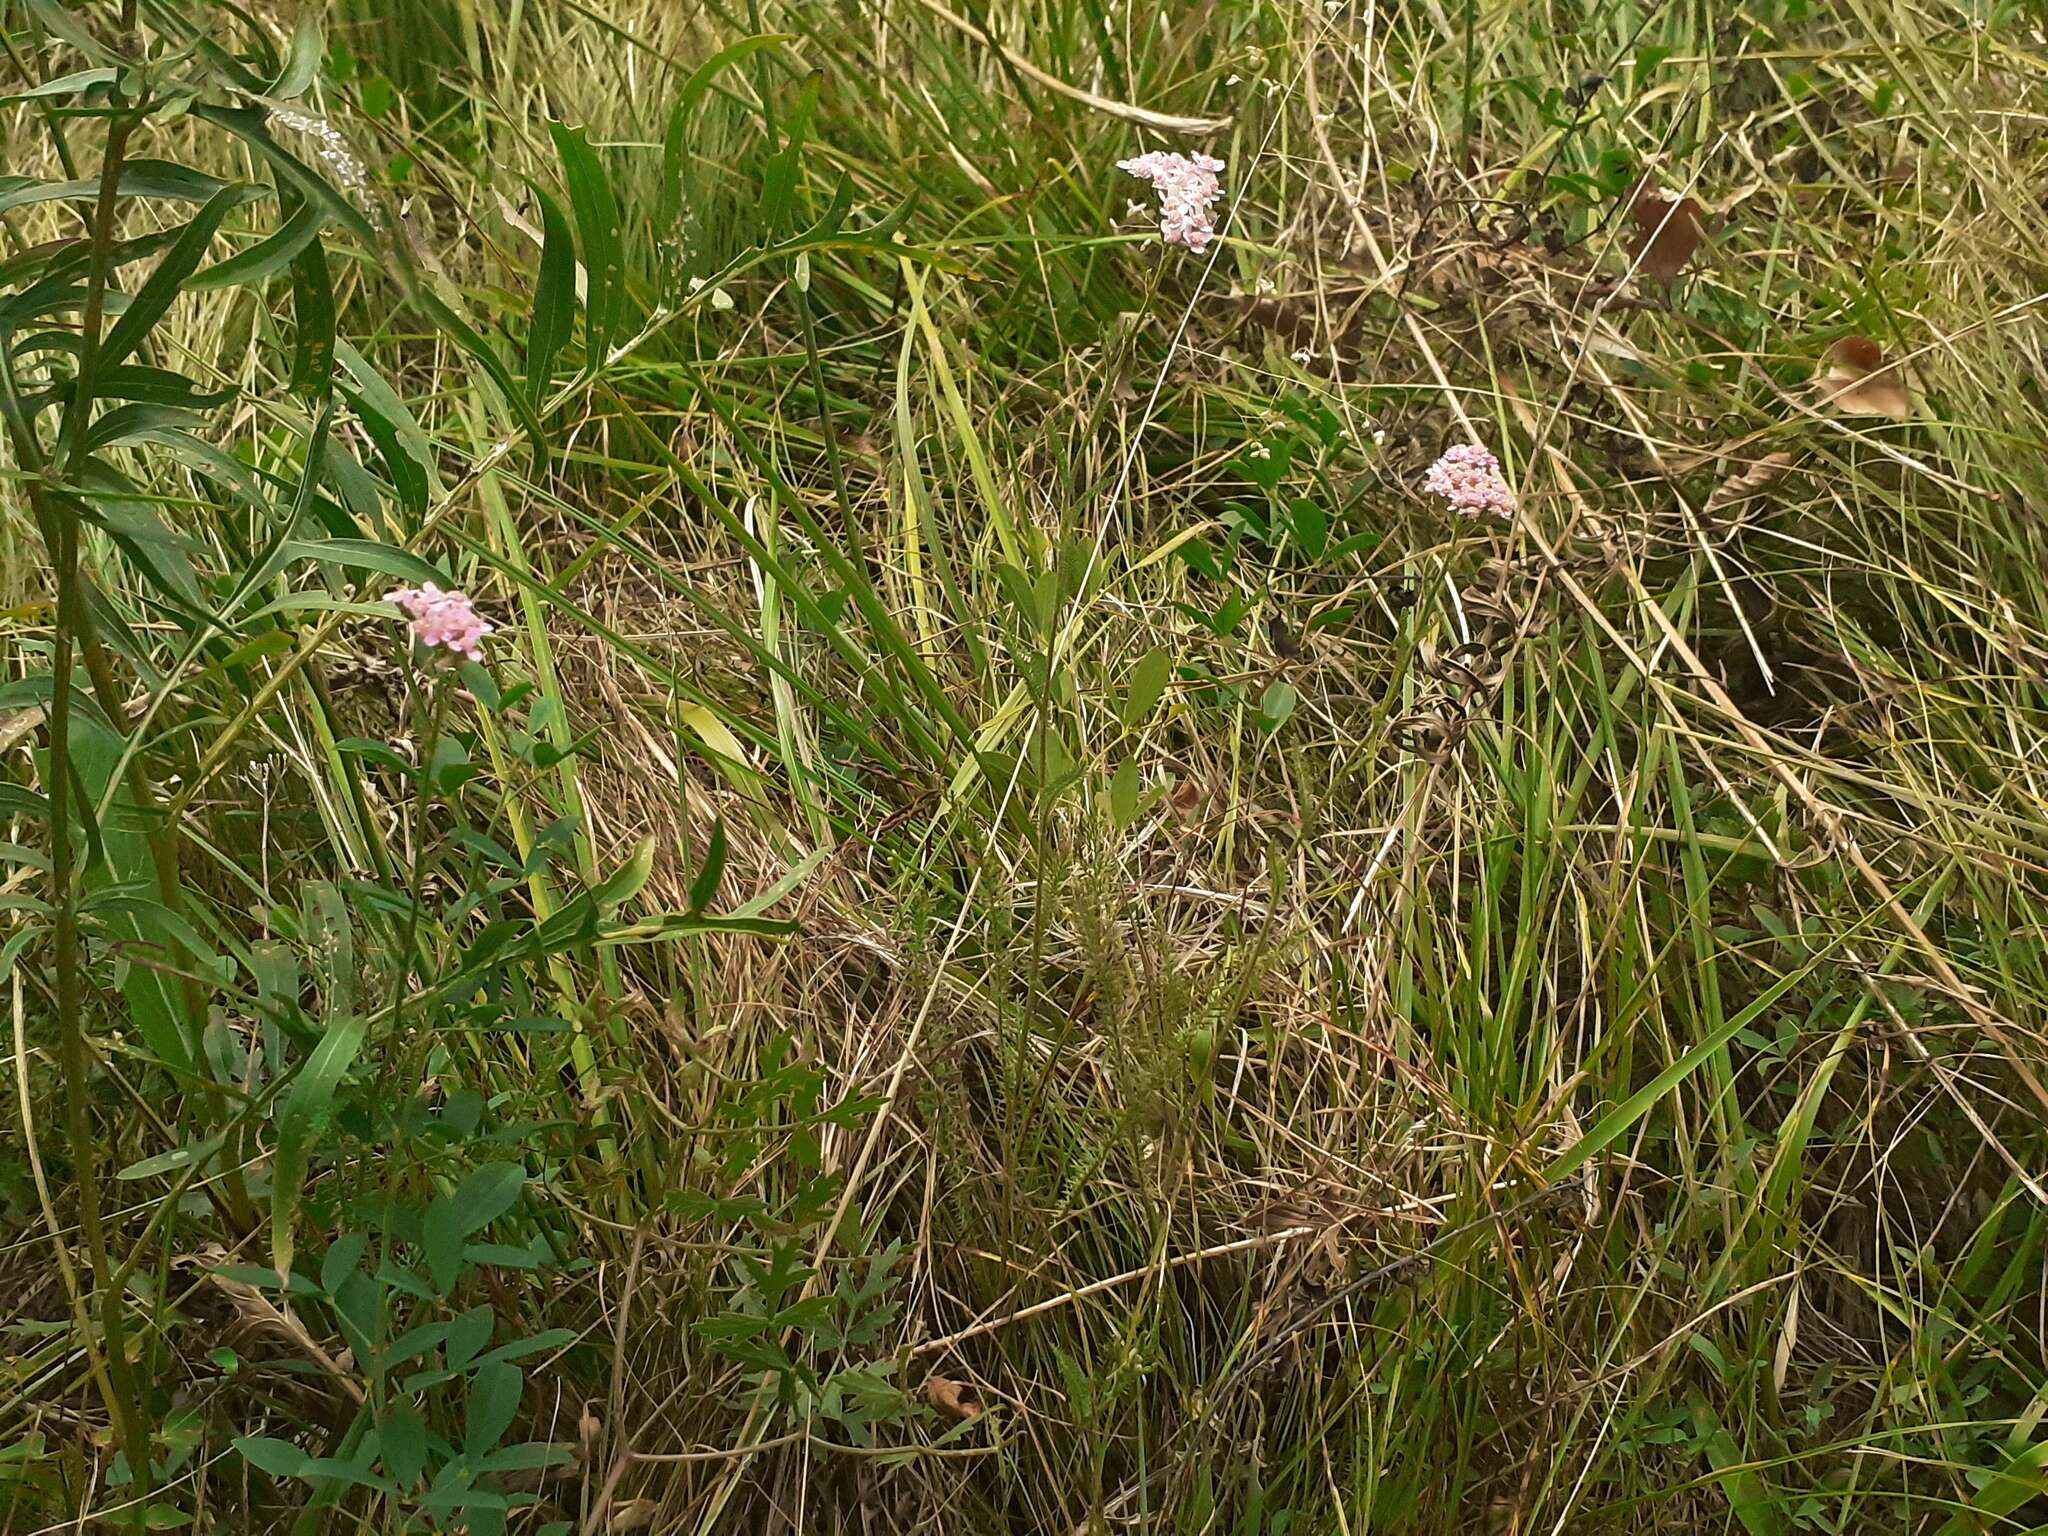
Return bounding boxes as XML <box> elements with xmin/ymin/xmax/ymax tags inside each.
<box><xmin>1168</xmin><ymin>779</ymin><xmax>1205</xmax><ymax>821</ymax></box>
<box><xmin>923</xmin><ymin>1375</ymin><xmax>983</xmax><ymax>1420</ymax></box>
<box><xmin>1267</xmin><ymin>612</ymin><xmax>1303</xmax><ymax>661</ymax></box>
<box><xmin>577</xmin><ymin>1405</ymin><xmax>603</xmax><ymax>1462</ymax></box>
<box><xmin>609</xmin><ymin>1498</ymin><xmax>659</xmax><ymax>1531</ymax></box>
<box><xmin>1625</xmin><ymin>177</ymin><xmax>1707</xmax><ymax>283</ymax></box>
<box><xmin>1819</xmin><ymin>335</ymin><xmax>1911</xmax><ymax>418</ymax></box>
<box><xmin>1703</xmin><ymin>450</ymin><xmax>1796</xmax><ymax>517</ymax></box>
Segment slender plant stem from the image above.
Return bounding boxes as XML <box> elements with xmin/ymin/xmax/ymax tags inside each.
<box><xmin>47</xmin><ymin>106</ymin><xmax>154</xmax><ymax>1509</ymax></box>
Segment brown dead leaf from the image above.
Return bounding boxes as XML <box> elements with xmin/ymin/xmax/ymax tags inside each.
<box><xmin>1819</xmin><ymin>335</ymin><xmax>1911</xmax><ymax>418</ymax></box>
<box><xmin>577</xmin><ymin>1405</ymin><xmax>603</xmax><ymax>1462</ymax></box>
<box><xmin>923</xmin><ymin>1375</ymin><xmax>983</xmax><ymax>1420</ymax></box>
<box><xmin>1703</xmin><ymin>450</ymin><xmax>1797</xmax><ymax>518</ymax></box>
<box><xmin>609</xmin><ymin>1498</ymin><xmax>660</xmax><ymax>1531</ymax></box>
<box><xmin>1625</xmin><ymin>177</ymin><xmax>1708</xmax><ymax>283</ymax></box>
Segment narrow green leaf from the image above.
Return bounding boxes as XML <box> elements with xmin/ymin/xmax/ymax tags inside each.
<box><xmin>403</xmin><ymin>280</ymin><xmax>547</xmax><ymax>457</ymax></box>
<box><xmin>189</xmin><ymin>105</ymin><xmax>377</xmax><ymax>243</ymax></box>
<box><xmin>0</xmin><ymin>160</ymin><xmax>233</xmax><ymax>218</ymax></box>
<box><xmin>270</xmin><ymin>13</ymin><xmax>324</xmax><ymax>98</ymax></box>
<box><xmin>280</xmin><ymin>537</ymin><xmax>445</xmax><ymax>587</ymax></box>
<box><xmin>334</xmin><ymin>340</ymin><xmax>438</xmax><ymax>513</ymax></box>
<box><xmin>0</xmin><ymin>67</ymin><xmax>116</xmax><ymax>106</ymax></box>
<box><xmin>759</xmin><ymin>71</ymin><xmax>823</xmax><ymax>236</ymax></box>
<box><xmin>1547</xmin><ymin>944</ymin><xmax>1841</xmax><ymax>1186</ymax></box>
<box><xmin>687</xmin><ymin>818</ymin><xmax>727</xmax><ymax>915</ymax></box>
<box><xmin>116</xmin><ymin>1136</ymin><xmax>225</xmax><ymax>1181</ymax></box>
<box><xmin>1936</xmin><ymin>1439</ymin><xmax>2048</xmax><ymax>1536</ymax></box>
<box><xmin>188</xmin><ymin>200</ymin><xmax>327</xmax><ymax>290</ymax></box>
<box><xmin>99</xmin><ymin>187</ymin><xmax>249</xmax><ymax>372</ymax></box>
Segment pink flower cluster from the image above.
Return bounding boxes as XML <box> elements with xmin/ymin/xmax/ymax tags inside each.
<box><xmin>1117</xmin><ymin>149</ymin><xmax>1225</xmax><ymax>252</ymax></box>
<box><xmin>1424</xmin><ymin>444</ymin><xmax>1518</xmax><ymax>519</ymax></box>
<box><xmin>387</xmin><ymin>583</ymin><xmax>493</xmax><ymax>662</ymax></box>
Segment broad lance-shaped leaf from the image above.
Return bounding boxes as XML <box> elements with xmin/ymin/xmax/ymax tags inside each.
<box><xmin>334</xmin><ymin>340</ymin><xmax>439</xmax><ymax>514</ymax></box>
<box><xmin>270</xmin><ymin>1015</ymin><xmax>369</xmax><ymax>1289</ymax></box>
<box><xmin>66</xmin><ymin>702</ymin><xmax>199</xmax><ymax>1069</ymax></box>
<box><xmin>661</xmin><ymin>34</ymin><xmax>796</xmax><ymax>229</ymax></box>
<box><xmin>524</xmin><ymin>180</ymin><xmax>576</xmax><ymax>405</ymax></box>
<box><xmin>290</xmin><ymin>239</ymin><xmax>336</xmax><ymax>399</ymax></box>
<box><xmin>546</xmin><ymin>121</ymin><xmax>623</xmax><ymax>359</ymax></box>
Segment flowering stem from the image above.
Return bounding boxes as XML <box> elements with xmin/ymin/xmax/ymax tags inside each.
<box><xmin>392</xmin><ymin>682</ymin><xmax>453</xmax><ymax>1022</ymax></box>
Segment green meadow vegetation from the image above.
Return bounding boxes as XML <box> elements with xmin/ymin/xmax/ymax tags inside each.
<box><xmin>5</xmin><ymin>0</ymin><xmax>2048</xmax><ymax>1529</ymax></box>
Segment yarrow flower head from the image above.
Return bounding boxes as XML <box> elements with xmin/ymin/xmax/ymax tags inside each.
<box><xmin>1424</xmin><ymin>443</ymin><xmax>1518</xmax><ymax>520</ymax></box>
<box><xmin>387</xmin><ymin>583</ymin><xmax>493</xmax><ymax>663</ymax></box>
<box><xmin>1117</xmin><ymin>149</ymin><xmax>1225</xmax><ymax>252</ymax></box>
